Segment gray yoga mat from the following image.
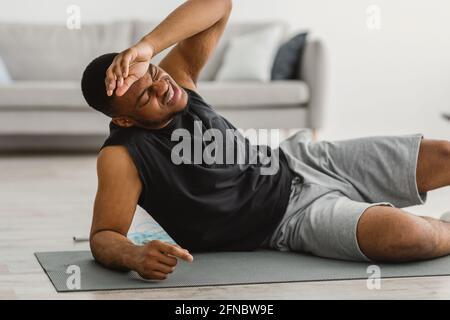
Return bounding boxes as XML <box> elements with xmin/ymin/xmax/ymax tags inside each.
<box><xmin>35</xmin><ymin>250</ymin><xmax>450</xmax><ymax>292</ymax></box>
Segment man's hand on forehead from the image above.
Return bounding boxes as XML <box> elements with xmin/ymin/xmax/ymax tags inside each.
<box><xmin>105</xmin><ymin>41</ymin><xmax>155</xmax><ymax>97</ymax></box>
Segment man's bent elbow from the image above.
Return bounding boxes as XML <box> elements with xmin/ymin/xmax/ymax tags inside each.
<box><xmin>89</xmin><ymin>232</ymin><xmax>103</xmax><ymax>263</ymax></box>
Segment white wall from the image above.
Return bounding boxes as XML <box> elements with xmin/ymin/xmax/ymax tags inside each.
<box><xmin>1</xmin><ymin>0</ymin><xmax>450</xmax><ymax>140</ymax></box>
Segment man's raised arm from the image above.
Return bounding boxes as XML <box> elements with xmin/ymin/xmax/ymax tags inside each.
<box><xmin>90</xmin><ymin>146</ymin><xmax>193</xmax><ymax>280</ymax></box>
<box><xmin>106</xmin><ymin>0</ymin><xmax>232</xmax><ymax>96</ymax></box>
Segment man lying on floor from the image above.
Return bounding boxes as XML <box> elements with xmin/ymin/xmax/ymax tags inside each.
<box><xmin>81</xmin><ymin>0</ymin><xmax>450</xmax><ymax>280</ymax></box>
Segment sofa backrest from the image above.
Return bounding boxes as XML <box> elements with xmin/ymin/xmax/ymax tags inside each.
<box><xmin>0</xmin><ymin>20</ymin><xmax>288</xmax><ymax>82</ymax></box>
<box><xmin>0</xmin><ymin>22</ymin><xmax>132</xmax><ymax>81</ymax></box>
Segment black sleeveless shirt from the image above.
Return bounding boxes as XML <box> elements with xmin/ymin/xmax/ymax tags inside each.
<box><xmin>102</xmin><ymin>88</ymin><xmax>293</xmax><ymax>252</ymax></box>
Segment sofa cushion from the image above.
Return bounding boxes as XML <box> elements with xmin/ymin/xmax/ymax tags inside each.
<box><xmin>0</xmin><ymin>80</ymin><xmax>309</xmax><ymax>110</ymax></box>
<box><xmin>0</xmin><ymin>22</ymin><xmax>132</xmax><ymax>81</ymax></box>
<box><xmin>0</xmin><ymin>81</ymin><xmax>86</xmax><ymax>107</ymax></box>
<box><xmin>197</xmin><ymin>80</ymin><xmax>309</xmax><ymax>109</ymax></box>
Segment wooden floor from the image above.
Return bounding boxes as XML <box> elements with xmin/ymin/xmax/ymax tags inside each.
<box><xmin>1</xmin><ymin>154</ymin><xmax>450</xmax><ymax>300</ymax></box>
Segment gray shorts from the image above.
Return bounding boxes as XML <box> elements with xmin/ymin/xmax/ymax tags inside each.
<box><xmin>261</xmin><ymin>130</ymin><xmax>427</xmax><ymax>261</ymax></box>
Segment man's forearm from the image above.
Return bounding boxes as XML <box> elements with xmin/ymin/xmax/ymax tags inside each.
<box><xmin>90</xmin><ymin>230</ymin><xmax>139</xmax><ymax>271</ymax></box>
<box><xmin>141</xmin><ymin>0</ymin><xmax>232</xmax><ymax>55</ymax></box>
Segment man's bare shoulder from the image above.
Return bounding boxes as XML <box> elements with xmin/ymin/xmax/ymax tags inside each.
<box><xmin>97</xmin><ymin>146</ymin><xmax>140</xmax><ymax>182</ymax></box>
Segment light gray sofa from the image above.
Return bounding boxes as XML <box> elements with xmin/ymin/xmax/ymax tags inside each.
<box><xmin>0</xmin><ymin>21</ymin><xmax>327</xmax><ymax>151</ymax></box>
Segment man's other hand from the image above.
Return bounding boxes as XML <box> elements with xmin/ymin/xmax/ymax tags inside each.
<box><xmin>133</xmin><ymin>240</ymin><xmax>193</xmax><ymax>280</ymax></box>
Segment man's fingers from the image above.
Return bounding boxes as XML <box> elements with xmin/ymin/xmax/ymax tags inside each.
<box><xmin>153</xmin><ymin>262</ymin><xmax>175</xmax><ymax>275</ymax></box>
<box><xmin>157</xmin><ymin>241</ymin><xmax>194</xmax><ymax>263</ymax></box>
<box><xmin>112</xmin><ymin>63</ymin><xmax>123</xmax><ymax>86</ymax></box>
<box><xmin>143</xmin><ymin>270</ymin><xmax>168</xmax><ymax>281</ymax></box>
<box><xmin>115</xmin><ymin>75</ymin><xmax>137</xmax><ymax>97</ymax></box>
<box><xmin>157</xmin><ymin>253</ymin><xmax>178</xmax><ymax>267</ymax></box>
<box><xmin>115</xmin><ymin>82</ymin><xmax>130</xmax><ymax>97</ymax></box>
<box><xmin>121</xmin><ymin>53</ymin><xmax>133</xmax><ymax>78</ymax></box>
<box><xmin>104</xmin><ymin>47</ymin><xmax>140</xmax><ymax>96</ymax></box>
<box><xmin>105</xmin><ymin>68</ymin><xmax>117</xmax><ymax>96</ymax></box>
<box><xmin>117</xmin><ymin>76</ymin><xmax>124</xmax><ymax>88</ymax></box>
<box><xmin>105</xmin><ymin>55</ymin><xmax>125</xmax><ymax>95</ymax></box>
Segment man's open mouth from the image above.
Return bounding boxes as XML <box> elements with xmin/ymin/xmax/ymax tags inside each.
<box><xmin>164</xmin><ymin>80</ymin><xmax>180</xmax><ymax>106</ymax></box>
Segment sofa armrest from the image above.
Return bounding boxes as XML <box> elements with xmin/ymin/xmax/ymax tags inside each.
<box><xmin>301</xmin><ymin>39</ymin><xmax>328</xmax><ymax>130</ymax></box>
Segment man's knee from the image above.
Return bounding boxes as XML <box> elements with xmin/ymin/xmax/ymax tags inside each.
<box><xmin>417</xmin><ymin>139</ymin><xmax>450</xmax><ymax>192</ymax></box>
<box><xmin>438</xmin><ymin>140</ymin><xmax>450</xmax><ymax>158</ymax></box>
<box><xmin>357</xmin><ymin>206</ymin><xmax>437</xmax><ymax>262</ymax></box>
<box><xmin>419</xmin><ymin>139</ymin><xmax>450</xmax><ymax>157</ymax></box>
<box><xmin>392</xmin><ymin>221</ymin><xmax>437</xmax><ymax>259</ymax></box>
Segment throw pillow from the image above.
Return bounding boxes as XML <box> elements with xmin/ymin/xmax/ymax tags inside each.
<box><xmin>215</xmin><ymin>25</ymin><xmax>284</xmax><ymax>82</ymax></box>
<box><xmin>271</xmin><ymin>32</ymin><xmax>308</xmax><ymax>80</ymax></box>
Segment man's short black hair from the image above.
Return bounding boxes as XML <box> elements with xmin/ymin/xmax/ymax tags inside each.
<box><xmin>81</xmin><ymin>53</ymin><xmax>118</xmax><ymax>117</ymax></box>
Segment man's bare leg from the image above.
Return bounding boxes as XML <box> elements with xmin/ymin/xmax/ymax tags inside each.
<box><xmin>357</xmin><ymin>206</ymin><xmax>450</xmax><ymax>262</ymax></box>
<box><xmin>357</xmin><ymin>139</ymin><xmax>450</xmax><ymax>262</ymax></box>
<box><xmin>416</xmin><ymin>139</ymin><xmax>450</xmax><ymax>192</ymax></box>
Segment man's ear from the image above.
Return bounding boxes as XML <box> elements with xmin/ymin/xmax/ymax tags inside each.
<box><xmin>112</xmin><ymin>117</ymin><xmax>134</xmax><ymax>128</ymax></box>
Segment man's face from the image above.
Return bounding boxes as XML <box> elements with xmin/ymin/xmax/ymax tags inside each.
<box><xmin>111</xmin><ymin>63</ymin><xmax>188</xmax><ymax>129</ymax></box>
